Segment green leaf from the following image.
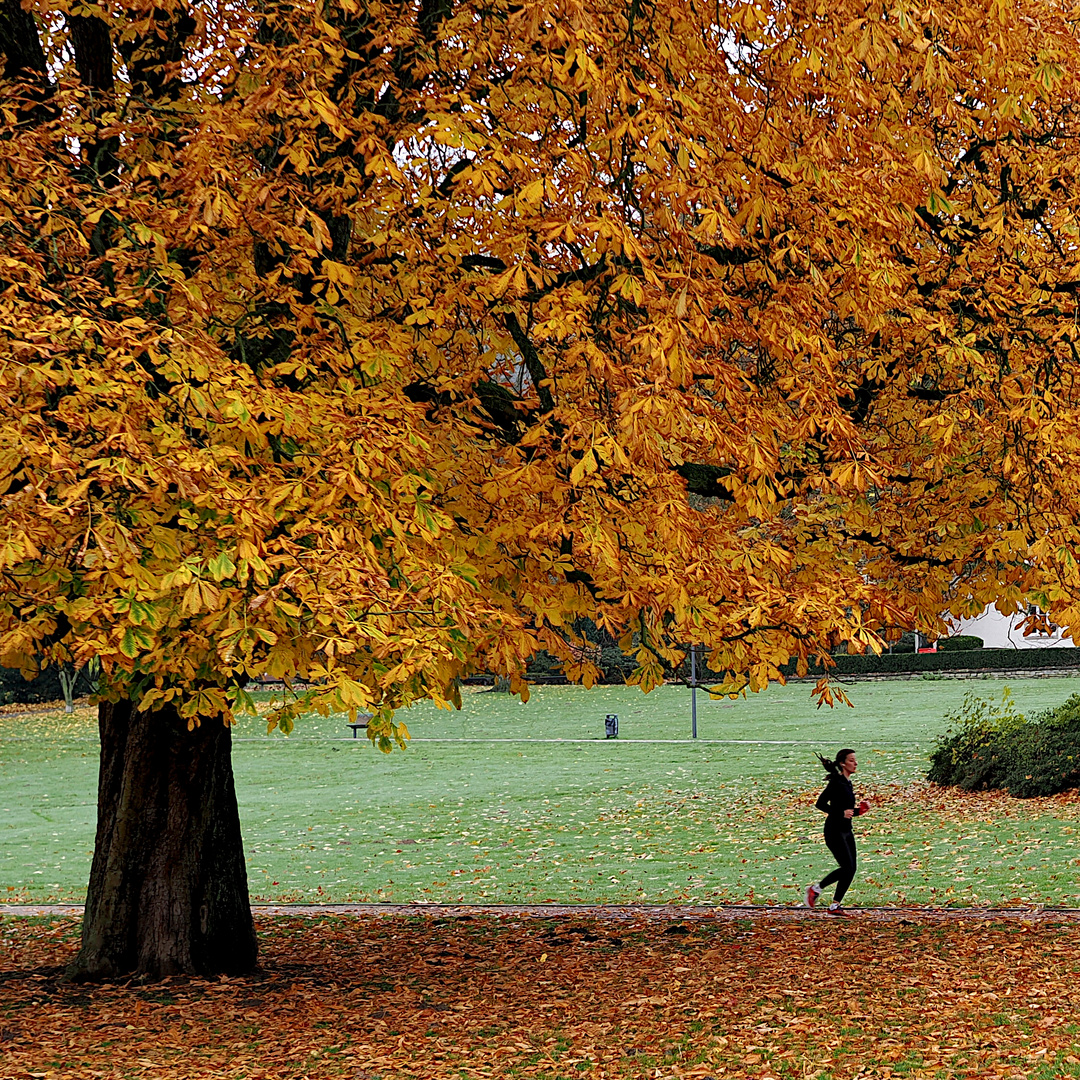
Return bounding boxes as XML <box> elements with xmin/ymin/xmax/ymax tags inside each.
<box><xmin>228</xmin><ymin>685</ymin><xmax>258</xmax><ymax>715</ymax></box>
<box><xmin>119</xmin><ymin>625</ymin><xmax>153</xmax><ymax>658</ymax></box>
<box><xmin>449</xmin><ymin>563</ymin><xmax>479</xmax><ymax>588</ymax></box>
<box><xmin>208</xmin><ymin>552</ymin><xmax>237</xmax><ymax>582</ymax></box>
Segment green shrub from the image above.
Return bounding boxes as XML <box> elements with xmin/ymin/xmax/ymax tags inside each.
<box><xmin>926</xmin><ymin>688</ymin><xmax>1026</xmax><ymax>791</ymax></box>
<box><xmin>998</xmin><ymin>694</ymin><xmax>1080</xmax><ymax>797</ymax></box>
<box><xmin>928</xmin><ymin>690</ymin><xmax>1080</xmax><ymax>797</ymax></box>
<box><xmin>1001</xmin><ymin>724</ymin><xmax>1080</xmax><ymax>798</ymax></box>
<box><xmin>937</xmin><ymin>635</ymin><xmax>984</xmax><ymax>652</ymax></box>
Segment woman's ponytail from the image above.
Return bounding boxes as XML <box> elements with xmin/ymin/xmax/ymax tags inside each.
<box><xmin>816</xmin><ymin>753</ymin><xmax>838</xmax><ymax>776</ymax></box>
<box><xmin>817</xmin><ymin>748</ymin><xmax>855</xmax><ymax>776</ymax></box>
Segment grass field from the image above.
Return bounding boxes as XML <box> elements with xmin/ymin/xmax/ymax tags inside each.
<box><xmin>3</xmin><ymin>677</ymin><xmax>1080</xmax><ymax>907</ymax></box>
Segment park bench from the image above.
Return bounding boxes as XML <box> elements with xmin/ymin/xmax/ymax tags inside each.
<box><xmin>347</xmin><ymin>713</ymin><xmax>373</xmax><ymax>738</ymax></box>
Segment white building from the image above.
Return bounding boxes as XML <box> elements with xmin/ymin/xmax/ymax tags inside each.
<box><xmin>950</xmin><ymin>605</ymin><xmax>1075</xmax><ymax>650</ymax></box>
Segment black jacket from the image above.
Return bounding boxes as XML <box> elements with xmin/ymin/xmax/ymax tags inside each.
<box><xmin>815</xmin><ymin>772</ymin><xmax>863</xmax><ymax>831</ymax></box>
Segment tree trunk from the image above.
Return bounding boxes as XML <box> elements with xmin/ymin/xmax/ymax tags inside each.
<box><xmin>67</xmin><ymin>698</ymin><xmax>258</xmax><ymax>981</ymax></box>
<box><xmin>58</xmin><ymin>663</ymin><xmax>76</xmax><ymax>714</ymax></box>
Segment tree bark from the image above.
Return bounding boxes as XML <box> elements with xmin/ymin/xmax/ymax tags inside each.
<box><xmin>0</xmin><ymin>0</ymin><xmax>47</xmax><ymax>79</ymax></box>
<box><xmin>68</xmin><ymin>698</ymin><xmax>258</xmax><ymax>981</ymax></box>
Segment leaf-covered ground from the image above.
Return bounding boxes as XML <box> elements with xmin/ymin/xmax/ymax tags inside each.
<box><xmin>4</xmin><ymin>910</ymin><xmax>1080</xmax><ymax>1079</ymax></box>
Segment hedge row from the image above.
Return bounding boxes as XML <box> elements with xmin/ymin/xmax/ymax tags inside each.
<box><xmin>525</xmin><ymin>644</ymin><xmax>1080</xmax><ymax>684</ymax></box>
<box><xmin>779</xmin><ymin>647</ymin><xmax>1080</xmax><ymax>678</ymax></box>
<box><xmin>524</xmin><ymin>646</ymin><xmax>1080</xmax><ymax>684</ymax></box>
<box><xmin>879</xmin><ymin>632</ymin><xmax>984</xmax><ymax>653</ymax></box>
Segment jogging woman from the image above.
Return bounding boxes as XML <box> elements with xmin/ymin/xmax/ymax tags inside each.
<box><xmin>805</xmin><ymin>748</ymin><xmax>868</xmax><ymax>915</ymax></box>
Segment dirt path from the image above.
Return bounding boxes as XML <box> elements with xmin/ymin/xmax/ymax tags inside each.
<box><xmin>5</xmin><ymin>901</ymin><xmax>1080</xmax><ymax>922</ymax></box>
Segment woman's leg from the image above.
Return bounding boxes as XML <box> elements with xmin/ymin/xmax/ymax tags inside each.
<box><xmin>819</xmin><ymin>830</ymin><xmax>857</xmax><ymax>902</ymax></box>
<box><xmin>824</xmin><ymin>831</ymin><xmax>857</xmax><ymax>902</ymax></box>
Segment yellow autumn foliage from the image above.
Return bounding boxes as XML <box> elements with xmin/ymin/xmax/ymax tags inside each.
<box><xmin>4</xmin><ymin>0</ymin><xmax>1080</xmax><ymax>736</ymax></box>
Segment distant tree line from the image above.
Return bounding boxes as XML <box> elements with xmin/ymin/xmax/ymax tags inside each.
<box><xmin>0</xmin><ymin>662</ymin><xmax>97</xmax><ymax>711</ymax></box>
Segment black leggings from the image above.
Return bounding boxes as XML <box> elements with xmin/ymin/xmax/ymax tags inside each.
<box><xmin>820</xmin><ymin>827</ymin><xmax>857</xmax><ymax>903</ymax></box>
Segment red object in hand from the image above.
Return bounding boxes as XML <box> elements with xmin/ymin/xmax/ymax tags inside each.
<box><xmin>858</xmin><ymin>800</ymin><xmax>870</xmax><ymax>815</ymax></box>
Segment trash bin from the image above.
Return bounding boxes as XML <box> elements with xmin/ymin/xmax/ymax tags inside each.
<box><xmin>604</xmin><ymin>713</ymin><xmax>619</xmax><ymax>738</ymax></box>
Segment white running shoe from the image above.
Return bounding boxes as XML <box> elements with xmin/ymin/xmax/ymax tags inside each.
<box><xmin>805</xmin><ymin>883</ymin><xmax>822</xmax><ymax>908</ymax></box>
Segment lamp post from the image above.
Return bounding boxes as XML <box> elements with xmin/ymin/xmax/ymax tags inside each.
<box><xmin>690</xmin><ymin>644</ymin><xmax>698</xmax><ymax>740</ymax></box>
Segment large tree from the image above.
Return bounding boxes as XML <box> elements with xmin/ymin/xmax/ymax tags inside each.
<box><xmin>4</xmin><ymin>0</ymin><xmax>1080</xmax><ymax>978</ymax></box>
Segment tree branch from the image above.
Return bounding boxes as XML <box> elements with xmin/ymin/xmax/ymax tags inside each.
<box><xmin>504</xmin><ymin>312</ymin><xmax>555</xmax><ymax>413</ymax></box>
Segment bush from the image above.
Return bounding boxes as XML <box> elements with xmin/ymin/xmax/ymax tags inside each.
<box><xmin>999</xmin><ymin>694</ymin><xmax>1080</xmax><ymax>797</ymax></box>
<box><xmin>937</xmin><ymin>635</ymin><xmax>984</xmax><ymax>652</ymax></box>
<box><xmin>928</xmin><ymin>690</ymin><xmax>1080</xmax><ymax>798</ymax></box>
<box><xmin>926</xmin><ymin>688</ymin><xmax>1026</xmax><ymax>791</ymax></box>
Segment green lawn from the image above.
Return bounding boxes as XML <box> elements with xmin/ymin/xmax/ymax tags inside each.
<box><xmin>3</xmin><ymin>677</ymin><xmax>1080</xmax><ymax>907</ymax></box>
